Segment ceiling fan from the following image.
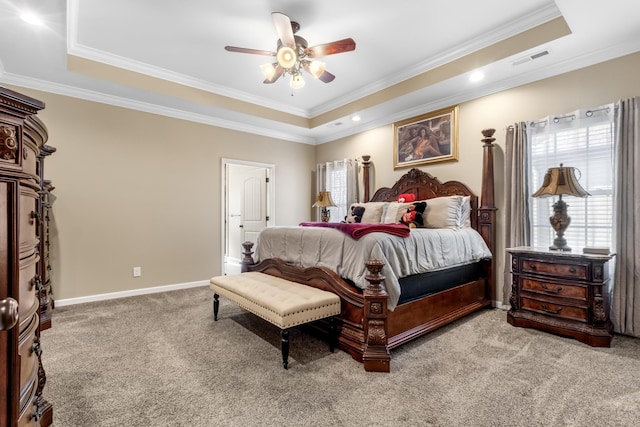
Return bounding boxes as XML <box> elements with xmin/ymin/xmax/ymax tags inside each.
<box><xmin>224</xmin><ymin>12</ymin><xmax>356</xmax><ymax>89</ymax></box>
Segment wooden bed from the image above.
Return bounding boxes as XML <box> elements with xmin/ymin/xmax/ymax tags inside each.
<box><xmin>240</xmin><ymin>129</ymin><xmax>497</xmax><ymax>372</ymax></box>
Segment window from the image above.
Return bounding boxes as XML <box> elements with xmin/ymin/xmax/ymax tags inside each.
<box><xmin>316</xmin><ymin>159</ymin><xmax>359</xmax><ymax>222</ymax></box>
<box><xmin>528</xmin><ymin>106</ymin><xmax>615</xmax><ymax>249</ymax></box>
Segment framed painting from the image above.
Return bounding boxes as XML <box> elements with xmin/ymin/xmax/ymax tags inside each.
<box><xmin>393</xmin><ymin>105</ymin><xmax>459</xmax><ymax>169</ymax></box>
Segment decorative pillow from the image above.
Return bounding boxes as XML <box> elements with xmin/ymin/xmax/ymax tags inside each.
<box><xmin>348</xmin><ymin>202</ymin><xmax>386</xmax><ymax>224</ymax></box>
<box><xmin>381</xmin><ymin>202</ymin><xmax>411</xmax><ymax>224</ymax></box>
<box><xmin>423</xmin><ymin>196</ymin><xmax>463</xmax><ymax>229</ymax></box>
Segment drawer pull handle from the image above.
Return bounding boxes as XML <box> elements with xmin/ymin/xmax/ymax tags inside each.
<box><xmin>569</xmin><ymin>267</ymin><xmax>577</xmax><ymax>274</ymax></box>
<box><xmin>529</xmin><ymin>264</ymin><xmax>537</xmax><ymax>270</ymax></box>
<box><xmin>30</xmin><ymin>210</ymin><xmax>41</xmax><ymax>225</ymax></box>
<box><xmin>541</xmin><ymin>304</ymin><xmax>562</xmax><ymax>314</ymax></box>
<box><xmin>29</xmin><ymin>275</ymin><xmax>42</xmax><ymax>291</ymax></box>
<box><xmin>31</xmin><ymin>340</ymin><xmax>43</xmax><ymax>357</ymax></box>
<box><xmin>541</xmin><ymin>283</ymin><xmax>563</xmax><ymax>293</ymax></box>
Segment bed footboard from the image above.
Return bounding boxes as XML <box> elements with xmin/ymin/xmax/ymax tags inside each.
<box><xmin>241</xmin><ymin>242</ymin><xmax>391</xmax><ymax>372</ymax></box>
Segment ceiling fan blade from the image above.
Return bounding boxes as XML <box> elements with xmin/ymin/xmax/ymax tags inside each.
<box><xmin>317</xmin><ymin>70</ymin><xmax>336</xmax><ymax>83</ymax></box>
<box><xmin>305</xmin><ymin>38</ymin><xmax>356</xmax><ymax>58</ymax></box>
<box><xmin>225</xmin><ymin>46</ymin><xmax>276</xmax><ymax>56</ymax></box>
<box><xmin>302</xmin><ymin>63</ymin><xmax>336</xmax><ymax>83</ymax></box>
<box><xmin>263</xmin><ymin>65</ymin><xmax>285</xmax><ymax>84</ymax></box>
<box><xmin>272</xmin><ymin>12</ymin><xmax>295</xmax><ymax>46</ymax></box>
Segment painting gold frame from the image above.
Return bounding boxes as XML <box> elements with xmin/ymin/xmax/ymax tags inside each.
<box><xmin>393</xmin><ymin>105</ymin><xmax>459</xmax><ymax>169</ymax></box>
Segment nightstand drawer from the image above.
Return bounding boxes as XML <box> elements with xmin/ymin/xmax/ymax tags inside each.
<box><xmin>521</xmin><ymin>278</ymin><xmax>587</xmax><ymax>301</ymax></box>
<box><xmin>521</xmin><ymin>297</ymin><xmax>587</xmax><ymax>322</ymax></box>
<box><xmin>521</xmin><ymin>257</ymin><xmax>588</xmax><ymax>280</ymax></box>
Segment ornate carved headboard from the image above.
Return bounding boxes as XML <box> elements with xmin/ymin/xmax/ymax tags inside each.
<box><xmin>368</xmin><ymin>168</ymin><xmax>479</xmax><ymax>230</ymax></box>
<box><xmin>358</xmin><ymin>129</ymin><xmax>496</xmax><ymax>258</ymax></box>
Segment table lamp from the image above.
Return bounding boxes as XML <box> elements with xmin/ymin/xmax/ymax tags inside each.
<box><xmin>312</xmin><ymin>191</ymin><xmax>336</xmax><ymax>222</ymax></box>
<box><xmin>532</xmin><ymin>163</ymin><xmax>590</xmax><ymax>251</ymax></box>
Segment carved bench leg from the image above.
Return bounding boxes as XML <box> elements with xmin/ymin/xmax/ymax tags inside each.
<box><xmin>329</xmin><ymin>317</ymin><xmax>336</xmax><ymax>353</ymax></box>
<box><xmin>281</xmin><ymin>329</ymin><xmax>290</xmax><ymax>369</ymax></box>
<box><xmin>213</xmin><ymin>294</ymin><xmax>219</xmax><ymax>321</ymax></box>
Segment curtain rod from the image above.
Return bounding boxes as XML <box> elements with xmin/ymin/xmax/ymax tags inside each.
<box><xmin>585</xmin><ymin>106</ymin><xmax>612</xmax><ymax>117</ymax></box>
<box><xmin>530</xmin><ymin>104</ymin><xmax>617</xmax><ymax>127</ymax></box>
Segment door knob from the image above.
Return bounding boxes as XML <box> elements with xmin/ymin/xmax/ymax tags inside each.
<box><xmin>0</xmin><ymin>297</ymin><xmax>19</xmax><ymax>331</ymax></box>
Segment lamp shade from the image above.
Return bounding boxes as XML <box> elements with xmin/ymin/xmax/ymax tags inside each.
<box><xmin>312</xmin><ymin>191</ymin><xmax>336</xmax><ymax>208</ymax></box>
<box><xmin>290</xmin><ymin>73</ymin><xmax>305</xmax><ymax>89</ymax></box>
<box><xmin>532</xmin><ymin>164</ymin><xmax>590</xmax><ymax>198</ymax></box>
<box><xmin>260</xmin><ymin>63</ymin><xmax>276</xmax><ymax>80</ymax></box>
<box><xmin>308</xmin><ymin>60</ymin><xmax>326</xmax><ymax>79</ymax></box>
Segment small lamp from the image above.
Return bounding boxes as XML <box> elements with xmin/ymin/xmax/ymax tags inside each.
<box><xmin>532</xmin><ymin>163</ymin><xmax>590</xmax><ymax>251</ymax></box>
<box><xmin>312</xmin><ymin>191</ymin><xmax>336</xmax><ymax>222</ymax></box>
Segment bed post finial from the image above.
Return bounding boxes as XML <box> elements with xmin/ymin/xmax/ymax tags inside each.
<box><xmin>241</xmin><ymin>241</ymin><xmax>255</xmax><ymax>273</ymax></box>
<box><xmin>479</xmin><ymin>129</ymin><xmax>497</xmax><ymax>306</ymax></box>
<box><xmin>480</xmin><ymin>129</ymin><xmax>496</xmax><ymax>208</ymax></box>
<box><xmin>362</xmin><ymin>155</ymin><xmax>371</xmax><ymax>202</ymax></box>
<box><xmin>362</xmin><ymin>259</ymin><xmax>390</xmax><ymax>372</ymax></box>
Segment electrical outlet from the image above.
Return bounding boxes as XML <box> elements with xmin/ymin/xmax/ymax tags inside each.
<box><xmin>133</xmin><ymin>266</ymin><xmax>141</xmax><ymax>277</ymax></box>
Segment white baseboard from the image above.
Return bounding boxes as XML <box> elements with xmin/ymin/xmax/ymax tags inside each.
<box><xmin>55</xmin><ymin>280</ymin><xmax>210</xmax><ymax>307</ymax></box>
<box><xmin>56</xmin><ymin>285</ymin><xmax>513</xmax><ymax>310</ymax></box>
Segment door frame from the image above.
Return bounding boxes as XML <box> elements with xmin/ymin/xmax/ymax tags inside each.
<box><xmin>221</xmin><ymin>158</ymin><xmax>275</xmax><ymax>275</ymax></box>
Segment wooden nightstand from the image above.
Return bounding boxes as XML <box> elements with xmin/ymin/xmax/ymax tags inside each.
<box><xmin>507</xmin><ymin>246</ymin><xmax>614</xmax><ymax>347</ymax></box>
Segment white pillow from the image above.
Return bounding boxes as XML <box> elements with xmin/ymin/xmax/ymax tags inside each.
<box><xmin>349</xmin><ymin>202</ymin><xmax>386</xmax><ymax>224</ymax></box>
<box><xmin>423</xmin><ymin>195</ymin><xmax>472</xmax><ymax>229</ymax></box>
<box><xmin>423</xmin><ymin>196</ymin><xmax>463</xmax><ymax>229</ymax></box>
<box><xmin>381</xmin><ymin>202</ymin><xmax>411</xmax><ymax>224</ymax></box>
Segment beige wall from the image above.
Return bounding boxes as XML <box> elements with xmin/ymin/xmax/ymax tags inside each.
<box><xmin>9</xmin><ymin>51</ymin><xmax>640</xmax><ymax>303</ymax></box>
<box><xmin>8</xmin><ymin>86</ymin><xmax>315</xmax><ymax>300</ymax></box>
<box><xmin>317</xmin><ymin>51</ymin><xmax>640</xmax><ymax>303</ymax></box>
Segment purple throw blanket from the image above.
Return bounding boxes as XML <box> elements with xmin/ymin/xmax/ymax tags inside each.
<box><xmin>299</xmin><ymin>222</ymin><xmax>410</xmax><ymax>239</ymax></box>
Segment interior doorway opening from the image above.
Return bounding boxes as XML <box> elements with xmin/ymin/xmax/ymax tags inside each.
<box><xmin>222</xmin><ymin>159</ymin><xmax>274</xmax><ymax>275</ymax></box>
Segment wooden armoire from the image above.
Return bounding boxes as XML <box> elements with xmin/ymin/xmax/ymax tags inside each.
<box><xmin>0</xmin><ymin>87</ymin><xmax>53</xmax><ymax>427</ymax></box>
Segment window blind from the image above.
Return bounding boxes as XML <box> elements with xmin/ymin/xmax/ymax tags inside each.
<box><xmin>528</xmin><ymin>105</ymin><xmax>615</xmax><ymax>249</ymax></box>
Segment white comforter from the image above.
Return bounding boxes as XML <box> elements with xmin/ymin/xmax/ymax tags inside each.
<box><xmin>254</xmin><ymin>226</ymin><xmax>492</xmax><ymax>310</ymax></box>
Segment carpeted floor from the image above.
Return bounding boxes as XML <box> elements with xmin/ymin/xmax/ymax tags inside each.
<box><xmin>41</xmin><ymin>286</ymin><xmax>640</xmax><ymax>426</ymax></box>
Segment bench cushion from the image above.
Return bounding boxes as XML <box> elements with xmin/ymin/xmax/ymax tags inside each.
<box><xmin>210</xmin><ymin>272</ymin><xmax>341</xmax><ymax>329</ymax></box>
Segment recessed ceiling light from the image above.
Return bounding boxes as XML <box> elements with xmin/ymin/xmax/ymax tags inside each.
<box><xmin>352</xmin><ymin>115</ymin><xmax>361</xmax><ymax>122</ymax></box>
<box><xmin>20</xmin><ymin>12</ymin><xmax>44</xmax><ymax>26</ymax></box>
<box><xmin>469</xmin><ymin>71</ymin><xmax>484</xmax><ymax>82</ymax></box>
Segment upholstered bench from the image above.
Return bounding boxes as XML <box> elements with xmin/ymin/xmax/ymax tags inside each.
<box><xmin>209</xmin><ymin>272</ymin><xmax>341</xmax><ymax>369</ymax></box>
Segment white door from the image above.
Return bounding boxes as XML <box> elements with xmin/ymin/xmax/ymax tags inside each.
<box><xmin>223</xmin><ymin>160</ymin><xmax>273</xmax><ymax>275</ymax></box>
<box><xmin>239</xmin><ymin>167</ymin><xmax>267</xmax><ymax>247</ymax></box>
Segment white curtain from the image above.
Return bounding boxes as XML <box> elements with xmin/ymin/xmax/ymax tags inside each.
<box><xmin>612</xmin><ymin>96</ymin><xmax>640</xmax><ymax>337</ymax></box>
<box><xmin>316</xmin><ymin>159</ymin><xmax>360</xmax><ymax>222</ymax></box>
<box><xmin>527</xmin><ymin>105</ymin><xmax>615</xmax><ymax>251</ymax></box>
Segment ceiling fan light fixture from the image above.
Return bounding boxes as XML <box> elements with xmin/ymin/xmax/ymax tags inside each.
<box><xmin>260</xmin><ymin>63</ymin><xmax>277</xmax><ymax>80</ymax></box>
<box><xmin>290</xmin><ymin>74</ymin><xmax>305</xmax><ymax>90</ymax></box>
<box><xmin>308</xmin><ymin>61</ymin><xmax>326</xmax><ymax>79</ymax></box>
<box><xmin>276</xmin><ymin>46</ymin><xmax>297</xmax><ymax>69</ymax></box>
